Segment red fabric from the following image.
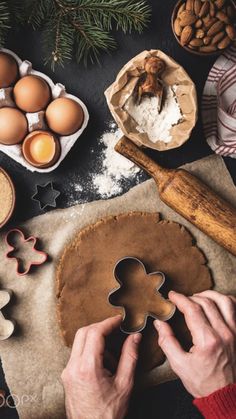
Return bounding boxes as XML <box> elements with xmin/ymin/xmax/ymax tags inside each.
<box><xmin>193</xmin><ymin>384</ymin><xmax>236</xmax><ymax>419</ymax></box>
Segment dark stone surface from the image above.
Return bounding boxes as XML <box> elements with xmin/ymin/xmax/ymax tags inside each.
<box><xmin>0</xmin><ymin>0</ymin><xmax>234</xmax><ymax>417</ymax></box>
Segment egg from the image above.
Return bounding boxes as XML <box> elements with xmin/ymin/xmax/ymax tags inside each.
<box><xmin>0</xmin><ymin>108</ymin><xmax>28</xmax><ymax>145</ymax></box>
<box><xmin>13</xmin><ymin>75</ymin><xmax>51</xmax><ymax>113</ymax></box>
<box><xmin>0</xmin><ymin>52</ymin><xmax>18</xmax><ymax>88</ymax></box>
<box><xmin>22</xmin><ymin>131</ymin><xmax>61</xmax><ymax>168</ymax></box>
<box><xmin>46</xmin><ymin>97</ymin><xmax>84</xmax><ymax>136</ymax></box>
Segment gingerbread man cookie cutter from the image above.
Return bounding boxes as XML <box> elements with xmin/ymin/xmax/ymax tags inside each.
<box><xmin>5</xmin><ymin>228</ymin><xmax>48</xmax><ymax>276</ymax></box>
<box><xmin>108</xmin><ymin>257</ymin><xmax>176</xmax><ymax>334</ymax></box>
<box><xmin>0</xmin><ymin>289</ymin><xmax>15</xmax><ymax>340</ymax></box>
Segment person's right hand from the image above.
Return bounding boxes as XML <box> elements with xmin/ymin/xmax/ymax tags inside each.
<box><xmin>154</xmin><ymin>290</ymin><xmax>236</xmax><ymax>398</ymax></box>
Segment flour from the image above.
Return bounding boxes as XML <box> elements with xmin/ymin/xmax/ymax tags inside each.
<box><xmin>124</xmin><ymin>85</ymin><xmax>183</xmax><ymax>143</ymax></box>
<box><xmin>66</xmin><ymin>123</ymin><xmax>142</xmax><ymax>203</ymax></box>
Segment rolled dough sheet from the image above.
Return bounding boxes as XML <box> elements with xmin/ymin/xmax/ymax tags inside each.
<box><xmin>0</xmin><ymin>154</ymin><xmax>235</xmax><ymax>419</ymax></box>
<box><xmin>57</xmin><ymin>213</ymin><xmax>212</xmax><ymax>371</ymax></box>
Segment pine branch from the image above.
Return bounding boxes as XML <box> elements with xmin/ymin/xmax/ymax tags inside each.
<box><xmin>0</xmin><ymin>1</ymin><xmax>10</xmax><ymax>46</ymax></box>
<box><xmin>1</xmin><ymin>0</ymin><xmax>151</xmax><ymax>69</ymax></box>
<box><xmin>43</xmin><ymin>13</ymin><xmax>75</xmax><ymax>70</ymax></box>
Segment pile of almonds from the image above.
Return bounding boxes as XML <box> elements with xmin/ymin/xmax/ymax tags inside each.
<box><xmin>174</xmin><ymin>0</ymin><xmax>236</xmax><ymax>53</ymax></box>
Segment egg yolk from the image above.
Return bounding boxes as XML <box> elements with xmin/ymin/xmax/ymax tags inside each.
<box><xmin>29</xmin><ymin>134</ymin><xmax>55</xmax><ymax>164</ymax></box>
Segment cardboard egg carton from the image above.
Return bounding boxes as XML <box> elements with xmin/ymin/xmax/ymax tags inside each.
<box><xmin>0</xmin><ymin>48</ymin><xmax>89</xmax><ymax>173</ymax></box>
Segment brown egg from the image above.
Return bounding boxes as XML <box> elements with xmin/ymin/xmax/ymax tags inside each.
<box><xmin>46</xmin><ymin>97</ymin><xmax>84</xmax><ymax>136</ymax></box>
<box><xmin>0</xmin><ymin>52</ymin><xmax>19</xmax><ymax>88</ymax></box>
<box><xmin>22</xmin><ymin>130</ymin><xmax>61</xmax><ymax>168</ymax></box>
<box><xmin>13</xmin><ymin>75</ymin><xmax>51</xmax><ymax>113</ymax></box>
<box><xmin>0</xmin><ymin>108</ymin><xmax>28</xmax><ymax>145</ymax></box>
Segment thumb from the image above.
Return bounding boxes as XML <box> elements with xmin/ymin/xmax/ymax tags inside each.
<box><xmin>115</xmin><ymin>333</ymin><xmax>141</xmax><ymax>390</ymax></box>
<box><xmin>154</xmin><ymin>320</ymin><xmax>186</xmax><ymax>370</ymax></box>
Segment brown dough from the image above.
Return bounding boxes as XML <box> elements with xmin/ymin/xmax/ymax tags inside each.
<box><xmin>56</xmin><ymin>212</ymin><xmax>212</xmax><ymax>371</ymax></box>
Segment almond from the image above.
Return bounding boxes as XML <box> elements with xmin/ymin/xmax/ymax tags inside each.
<box><xmin>189</xmin><ymin>38</ymin><xmax>204</xmax><ymax>46</ymax></box>
<box><xmin>218</xmin><ymin>35</ymin><xmax>231</xmax><ymax>49</ymax></box>
<box><xmin>211</xmin><ymin>30</ymin><xmax>225</xmax><ymax>44</ymax></box>
<box><xmin>209</xmin><ymin>1</ymin><xmax>215</xmax><ymax>17</ymax></box>
<box><xmin>216</xmin><ymin>11</ymin><xmax>230</xmax><ymax>24</ymax></box>
<box><xmin>195</xmin><ymin>19</ymin><xmax>203</xmax><ymax>28</ymax></box>
<box><xmin>177</xmin><ymin>3</ymin><xmax>186</xmax><ymax>17</ymax></box>
<box><xmin>207</xmin><ymin>20</ymin><xmax>224</xmax><ymax>36</ymax></box>
<box><xmin>226</xmin><ymin>25</ymin><xmax>236</xmax><ymax>41</ymax></box>
<box><xmin>199</xmin><ymin>1</ymin><xmax>210</xmax><ymax>18</ymax></box>
<box><xmin>203</xmin><ymin>16</ymin><xmax>217</xmax><ymax>30</ymax></box>
<box><xmin>186</xmin><ymin>0</ymin><xmax>194</xmax><ymax>12</ymax></box>
<box><xmin>203</xmin><ymin>36</ymin><xmax>211</xmax><ymax>45</ymax></box>
<box><xmin>179</xmin><ymin>10</ymin><xmax>198</xmax><ymax>26</ymax></box>
<box><xmin>174</xmin><ymin>18</ymin><xmax>182</xmax><ymax>36</ymax></box>
<box><xmin>215</xmin><ymin>0</ymin><xmax>226</xmax><ymax>10</ymax></box>
<box><xmin>194</xmin><ymin>0</ymin><xmax>202</xmax><ymax>15</ymax></box>
<box><xmin>196</xmin><ymin>29</ymin><xmax>205</xmax><ymax>38</ymax></box>
<box><xmin>227</xmin><ymin>5</ymin><xmax>235</xmax><ymax>19</ymax></box>
<box><xmin>180</xmin><ymin>25</ymin><xmax>194</xmax><ymax>45</ymax></box>
<box><xmin>199</xmin><ymin>45</ymin><xmax>217</xmax><ymax>52</ymax></box>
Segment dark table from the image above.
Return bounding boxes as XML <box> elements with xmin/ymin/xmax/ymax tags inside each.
<box><xmin>0</xmin><ymin>1</ymin><xmax>235</xmax><ymax>417</ymax></box>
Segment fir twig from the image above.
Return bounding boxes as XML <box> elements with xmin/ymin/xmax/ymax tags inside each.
<box><xmin>0</xmin><ymin>1</ymin><xmax>10</xmax><ymax>47</ymax></box>
<box><xmin>1</xmin><ymin>0</ymin><xmax>151</xmax><ymax>69</ymax></box>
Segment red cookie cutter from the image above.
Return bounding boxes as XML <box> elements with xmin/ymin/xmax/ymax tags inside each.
<box><xmin>5</xmin><ymin>228</ymin><xmax>48</xmax><ymax>276</ymax></box>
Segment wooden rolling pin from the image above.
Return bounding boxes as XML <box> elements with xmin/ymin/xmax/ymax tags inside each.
<box><xmin>115</xmin><ymin>136</ymin><xmax>236</xmax><ymax>257</ymax></box>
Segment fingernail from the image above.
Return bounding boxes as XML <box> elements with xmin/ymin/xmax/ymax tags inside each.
<box><xmin>154</xmin><ymin>319</ymin><xmax>161</xmax><ymax>329</ymax></box>
<box><xmin>133</xmin><ymin>333</ymin><xmax>142</xmax><ymax>344</ymax></box>
<box><xmin>169</xmin><ymin>290</ymin><xmax>176</xmax><ymax>295</ymax></box>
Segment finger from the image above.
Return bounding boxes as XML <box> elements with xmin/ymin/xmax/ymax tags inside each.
<box><xmin>81</xmin><ymin>316</ymin><xmax>122</xmax><ymax>367</ymax></box>
<box><xmin>154</xmin><ymin>320</ymin><xmax>187</xmax><ymax>371</ymax></box>
<box><xmin>69</xmin><ymin>326</ymin><xmax>88</xmax><ymax>364</ymax></box>
<box><xmin>169</xmin><ymin>291</ymin><xmax>213</xmax><ymax>345</ymax></box>
<box><xmin>193</xmin><ymin>290</ymin><xmax>236</xmax><ymax>333</ymax></box>
<box><xmin>115</xmin><ymin>333</ymin><xmax>141</xmax><ymax>390</ymax></box>
<box><xmin>190</xmin><ymin>296</ymin><xmax>229</xmax><ymax>334</ymax></box>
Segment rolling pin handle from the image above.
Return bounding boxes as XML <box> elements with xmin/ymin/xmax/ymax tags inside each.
<box><xmin>115</xmin><ymin>136</ymin><xmax>171</xmax><ymax>186</ymax></box>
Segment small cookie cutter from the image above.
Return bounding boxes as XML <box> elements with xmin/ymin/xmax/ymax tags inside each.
<box><xmin>0</xmin><ymin>289</ymin><xmax>15</xmax><ymax>340</ymax></box>
<box><xmin>32</xmin><ymin>182</ymin><xmax>60</xmax><ymax>210</ymax></box>
<box><xmin>108</xmin><ymin>257</ymin><xmax>176</xmax><ymax>334</ymax></box>
<box><xmin>5</xmin><ymin>228</ymin><xmax>48</xmax><ymax>276</ymax></box>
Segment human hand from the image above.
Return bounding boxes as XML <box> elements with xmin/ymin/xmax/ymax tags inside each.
<box><xmin>61</xmin><ymin>315</ymin><xmax>141</xmax><ymax>419</ymax></box>
<box><xmin>154</xmin><ymin>290</ymin><xmax>236</xmax><ymax>398</ymax></box>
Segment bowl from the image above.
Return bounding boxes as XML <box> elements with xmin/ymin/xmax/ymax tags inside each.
<box><xmin>171</xmin><ymin>0</ymin><xmax>236</xmax><ymax>56</ymax></box>
<box><xmin>0</xmin><ymin>168</ymin><xmax>16</xmax><ymax>229</ymax></box>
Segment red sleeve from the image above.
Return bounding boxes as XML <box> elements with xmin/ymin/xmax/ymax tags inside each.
<box><xmin>193</xmin><ymin>384</ymin><xmax>236</xmax><ymax>419</ymax></box>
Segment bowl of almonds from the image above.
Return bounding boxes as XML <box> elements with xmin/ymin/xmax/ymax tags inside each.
<box><xmin>172</xmin><ymin>0</ymin><xmax>236</xmax><ymax>55</ymax></box>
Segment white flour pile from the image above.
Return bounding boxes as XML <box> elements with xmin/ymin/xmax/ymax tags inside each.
<box><xmin>92</xmin><ymin>127</ymin><xmax>140</xmax><ymax>197</ymax></box>
<box><xmin>67</xmin><ymin>124</ymin><xmax>141</xmax><ymax>203</ymax></box>
<box><xmin>124</xmin><ymin>85</ymin><xmax>182</xmax><ymax>143</ymax></box>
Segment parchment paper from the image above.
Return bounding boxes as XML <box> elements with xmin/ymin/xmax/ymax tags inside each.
<box><xmin>105</xmin><ymin>50</ymin><xmax>198</xmax><ymax>151</ymax></box>
<box><xmin>0</xmin><ymin>154</ymin><xmax>236</xmax><ymax>419</ymax></box>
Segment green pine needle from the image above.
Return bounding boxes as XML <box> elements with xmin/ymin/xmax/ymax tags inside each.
<box><xmin>0</xmin><ymin>0</ymin><xmax>151</xmax><ymax>69</ymax></box>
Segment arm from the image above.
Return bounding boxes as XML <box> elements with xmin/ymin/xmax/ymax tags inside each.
<box><xmin>154</xmin><ymin>290</ymin><xmax>236</xmax><ymax>419</ymax></box>
<box><xmin>61</xmin><ymin>315</ymin><xmax>141</xmax><ymax>419</ymax></box>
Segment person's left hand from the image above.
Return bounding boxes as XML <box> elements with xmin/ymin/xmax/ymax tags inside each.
<box><xmin>61</xmin><ymin>315</ymin><xmax>142</xmax><ymax>419</ymax></box>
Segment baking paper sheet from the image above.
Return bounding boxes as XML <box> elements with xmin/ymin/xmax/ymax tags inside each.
<box><xmin>0</xmin><ymin>154</ymin><xmax>236</xmax><ymax>418</ymax></box>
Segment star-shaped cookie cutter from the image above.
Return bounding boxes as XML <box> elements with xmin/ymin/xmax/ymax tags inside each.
<box><xmin>108</xmin><ymin>257</ymin><xmax>176</xmax><ymax>334</ymax></box>
<box><xmin>5</xmin><ymin>228</ymin><xmax>48</xmax><ymax>276</ymax></box>
<box><xmin>32</xmin><ymin>182</ymin><xmax>60</xmax><ymax>210</ymax></box>
<box><xmin>0</xmin><ymin>289</ymin><xmax>15</xmax><ymax>340</ymax></box>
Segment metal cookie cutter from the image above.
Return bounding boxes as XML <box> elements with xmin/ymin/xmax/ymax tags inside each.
<box><xmin>32</xmin><ymin>182</ymin><xmax>60</xmax><ymax>210</ymax></box>
<box><xmin>5</xmin><ymin>228</ymin><xmax>48</xmax><ymax>276</ymax></box>
<box><xmin>108</xmin><ymin>257</ymin><xmax>176</xmax><ymax>334</ymax></box>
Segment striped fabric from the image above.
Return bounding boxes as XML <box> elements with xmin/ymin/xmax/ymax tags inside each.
<box><xmin>202</xmin><ymin>46</ymin><xmax>236</xmax><ymax>158</ymax></box>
